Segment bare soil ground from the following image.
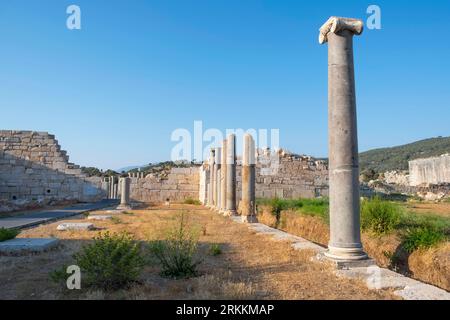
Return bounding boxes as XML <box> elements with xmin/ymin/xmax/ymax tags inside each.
<box><xmin>0</xmin><ymin>204</ymin><xmax>397</xmax><ymax>300</ymax></box>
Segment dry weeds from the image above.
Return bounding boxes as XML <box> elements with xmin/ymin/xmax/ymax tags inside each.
<box><xmin>0</xmin><ymin>205</ymin><xmax>398</xmax><ymax>300</ymax></box>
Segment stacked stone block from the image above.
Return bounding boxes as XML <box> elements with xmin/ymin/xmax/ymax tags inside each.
<box><xmin>0</xmin><ymin>130</ymin><xmax>104</xmax><ymax>208</ymax></box>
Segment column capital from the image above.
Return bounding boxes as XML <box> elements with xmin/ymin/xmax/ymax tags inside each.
<box><xmin>319</xmin><ymin>16</ymin><xmax>363</xmax><ymax>44</ymax></box>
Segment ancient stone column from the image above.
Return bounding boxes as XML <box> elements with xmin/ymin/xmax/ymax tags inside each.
<box><xmin>208</xmin><ymin>149</ymin><xmax>215</xmax><ymax>207</ymax></box>
<box><xmin>220</xmin><ymin>139</ymin><xmax>227</xmax><ymax>214</ymax></box>
<box><xmin>118</xmin><ymin>177</ymin><xmax>131</xmax><ymax>210</ymax></box>
<box><xmin>319</xmin><ymin>17</ymin><xmax>367</xmax><ymax>261</ymax></box>
<box><xmin>241</xmin><ymin>134</ymin><xmax>257</xmax><ymax>223</ymax></box>
<box><xmin>215</xmin><ymin>147</ymin><xmax>222</xmax><ymax>211</ymax></box>
<box><xmin>113</xmin><ymin>181</ymin><xmax>118</xmax><ymax>199</ymax></box>
<box><xmin>225</xmin><ymin>134</ymin><xmax>237</xmax><ymax>216</ymax></box>
<box><xmin>103</xmin><ymin>178</ymin><xmax>110</xmax><ymax>200</ymax></box>
<box><xmin>109</xmin><ymin>176</ymin><xmax>115</xmax><ymax>199</ymax></box>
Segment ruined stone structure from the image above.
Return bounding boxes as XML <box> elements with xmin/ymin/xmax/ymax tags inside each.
<box><xmin>0</xmin><ymin>130</ymin><xmax>104</xmax><ymax>213</ymax></box>
<box><xmin>199</xmin><ymin>149</ymin><xmax>329</xmax><ymax>205</ymax></box>
<box><xmin>1</xmin><ymin>130</ymin><xmax>328</xmax><ymax>212</ymax></box>
<box><xmin>409</xmin><ymin>154</ymin><xmax>450</xmax><ymax>186</ymax></box>
<box><xmin>129</xmin><ymin>167</ymin><xmax>200</xmax><ymax>203</ymax></box>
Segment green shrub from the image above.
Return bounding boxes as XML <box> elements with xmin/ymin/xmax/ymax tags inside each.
<box><xmin>402</xmin><ymin>227</ymin><xmax>446</xmax><ymax>253</ymax></box>
<box><xmin>149</xmin><ymin>211</ymin><xmax>201</xmax><ymax>279</ymax></box>
<box><xmin>361</xmin><ymin>197</ymin><xmax>402</xmax><ymax>234</ymax></box>
<box><xmin>209</xmin><ymin>243</ymin><xmax>222</xmax><ymax>256</ymax></box>
<box><xmin>74</xmin><ymin>232</ymin><xmax>144</xmax><ymax>290</ymax></box>
<box><xmin>49</xmin><ymin>265</ymin><xmax>70</xmax><ymax>284</ymax></box>
<box><xmin>257</xmin><ymin>198</ymin><xmax>329</xmax><ymax>223</ymax></box>
<box><xmin>111</xmin><ymin>216</ymin><xmax>122</xmax><ymax>224</ymax></box>
<box><xmin>0</xmin><ymin>228</ymin><xmax>19</xmax><ymax>242</ymax></box>
<box><xmin>184</xmin><ymin>198</ymin><xmax>201</xmax><ymax>205</ymax></box>
<box><xmin>298</xmin><ymin>198</ymin><xmax>329</xmax><ymax>222</ymax></box>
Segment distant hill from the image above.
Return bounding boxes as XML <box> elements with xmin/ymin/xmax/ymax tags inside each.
<box><xmin>359</xmin><ymin>137</ymin><xmax>450</xmax><ymax>173</ymax></box>
<box><xmin>115</xmin><ymin>165</ymin><xmax>143</xmax><ymax>173</ymax></box>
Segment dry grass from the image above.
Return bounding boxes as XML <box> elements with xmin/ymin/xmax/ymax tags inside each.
<box><xmin>404</xmin><ymin>202</ymin><xmax>450</xmax><ymax>218</ymax></box>
<box><xmin>256</xmin><ymin>204</ymin><xmax>450</xmax><ymax>291</ymax></box>
<box><xmin>0</xmin><ymin>205</ymin><xmax>397</xmax><ymax>300</ymax></box>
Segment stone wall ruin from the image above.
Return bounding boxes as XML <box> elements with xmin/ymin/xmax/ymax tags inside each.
<box><xmin>0</xmin><ymin>130</ymin><xmax>104</xmax><ymax>213</ymax></box>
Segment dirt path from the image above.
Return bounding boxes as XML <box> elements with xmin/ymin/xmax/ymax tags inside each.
<box><xmin>0</xmin><ymin>204</ymin><xmax>397</xmax><ymax>300</ymax></box>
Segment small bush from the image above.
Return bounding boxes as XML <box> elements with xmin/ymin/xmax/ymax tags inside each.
<box><xmin>150</xmin><ymin>211</ymin><xmax>201</xmax><ymax>279</ymax></box>
<box><xmin>111</xmin><ymin>216</ymin><xmax>122</xmax><ymax>224</ymax></box>
<box><xmin>257</xmin><ymin>198</ymin><xmax>329</xmax><ymax>224</ymax></box>
<box><xmin>361</xmin><ymin>197</ymin><xmax>402</xmax><ymax>234</ymax></box>
<box><xmin>49</xmin><ymin>265</ymin><xmax>70</xmax><ymax>284</ymax></box>
<box><xmin>402</xmin><ymin>227</ymin><xmax>446</xmax><ymax>253</ymax></box>
<box><xmin>184</xmin><ymin>198</ymin><xmax>201</xmax><ymax>205</ymax></box>
<box><xmin>0</xmin><ymin>228</ymin><xmax>19</xmax><ymax>242</ymax></box>
<box><xmin>74</xmin><ymin>232</ymin><xmax>144</xmax><ymax>290</ymax></box>
<box><xmin>209</xmin><ymin>243</ymin><xmax>222</xmax><ymax>256</ymax></box>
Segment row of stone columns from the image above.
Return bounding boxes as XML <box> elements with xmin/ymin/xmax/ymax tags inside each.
<box><xmin>128</xmin><ymin>172</ymin><xmax>145</xmax><ymax>179</ymax></box>
<box><xmin>109</xmin><ymin>176</ymin><xmax>118</xmax><ymax>199</ymax></box>
<box><xmin>206</xmin><ymin>133</ymin><xmax>256</xmax><ymax>223</ymax></box>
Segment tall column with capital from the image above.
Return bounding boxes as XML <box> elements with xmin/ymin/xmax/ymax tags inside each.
<box><xmin>319</xmin><ymin>16</ymin><xmax>367</xmax><ymax>261</ymax></box>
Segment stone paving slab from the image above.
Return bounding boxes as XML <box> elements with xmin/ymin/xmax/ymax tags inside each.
<box><xmin>0</xmin><ymin>199</ymin><xmax>118</xmax><ymax>230</ymax></box>
<box><xmin>335</xmin><ymin>266</ymin><xmax>450</xmax><ymax>299</ymax></box>
<box><xmin>88</xmin><ymin>215</ymin><xmax>113</xmax><ymax>220</ymax></box>
<box><xmin>0</xmin><ymin>238</ymin><xmax>60</xmax><ymax>254</ymax></box>
<box><xmin>57</xmin><ymin>222</ymin><xmax>95</xmax><ymax>231</ymax></box>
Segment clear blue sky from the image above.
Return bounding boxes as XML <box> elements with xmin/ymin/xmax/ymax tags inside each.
<box><xmin>1</xmin><ymin>0</ymin><xmax>449</xmax><ymax>170</ymax></box>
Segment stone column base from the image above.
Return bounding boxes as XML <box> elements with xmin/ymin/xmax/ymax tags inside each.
<box><xmin>241</xmin><ymin>215</ymin><xmax>258</xmax><ymax>223</ymax></box>
<box><xmin>117</xmin><ymin>204</ymin><xmax>132</xmax><ymax>211</ymax></box>
<box><xmin>223</xmin><ymin>210</ymin><xmax>237</xmax><ymax>217</ymax></box>
<box><xmin>317</xmin><ymin>251</ymin><xmax>375</xmax><ymax>269</ymax></box>
<box><xmin>324</xmin><ymin>245</ymin><xmax>369</xmax><ymax>262</ymax></box>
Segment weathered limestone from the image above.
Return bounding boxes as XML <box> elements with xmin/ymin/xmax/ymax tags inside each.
<box><xmin>101</xmin><ymin>178</ymin><xmax>109</xmax><ymax>200</ymax></box>
<box><xmin>88</xmin><ymin>215</ymin><xmax>112</xmax><ymax>220</ymax></box>
<box><xmin>225</xmin><ymin>134</ymin><xmax>237</xmax><ymax>216</ymax></box>
<box><xmin>214</xmin><ymin>147</ymin><xmax>222</xmax><ymax>211</ymax></box>
<box><xmin>220</xmin><ymin>139</ymin><xmax>227</xmax><ymax>214</ymax></box>
<box><xmin>207</xmin><ymin>149</ymin><xmax>215</xmax><ymax>207</ymax></box>
<box><xmin>113</xmin><ymin>181</ymin><xmax>118</xmax><ymax>199</ymax></box>
<box><xmin>57</xmin><ymin>222</ymin><xmax>95</xmax><ymax>231</ymax></box>
<box><xmin>216</xmin><ymin>167</ymin><xmax>221</xmax><ymax>212</ymax></box>
<box><xmin>0</xmin><ymin>238</ymin><xmax>60</xmax><ymax>254</ymax></box>
<box><xmin>0</xmin><ymin>131</ymin><xmax>104</xmax><ymax>209</ymax></box>
<box><xmin>320</xmin><ymin>16</ymin><xmax>367</xmax><ymax>261</ymax></box>
<box><xmin>409</xmin><ymin>154</ymin><xmax>450</xmax><ymax>186</ymax></box>
<box><xmin>241</xmin><ymin>134</ymin><xmax>257</xmax><ymax>223</ymax></box>
<box><xmin>117</xmin><ymin>177</ymin><xmax>131</xmax><ymax>210</ymax></box>
<box><xmin>109</xmin><ymin>176</ymin><xmax>115</xmax><ymax>199</ymax></box>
